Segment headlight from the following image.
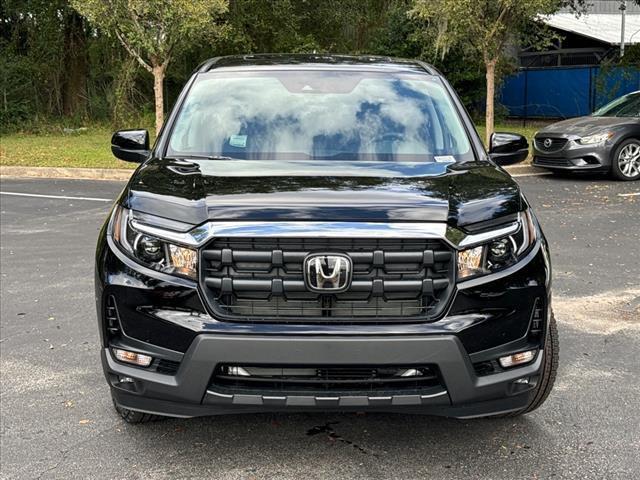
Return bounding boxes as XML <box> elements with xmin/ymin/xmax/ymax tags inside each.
<box><xmin>111</xmin><ymin>206</ymin><xmax>197</xmax><ymax>280</ymax></box>
<box><xmin>457</xmin><ymin>210</ymin><xmax>537</xmax><ymax>280</ymax></box>
<box><xmin>578</xmin><ymin>132</ymin><xmax>613</xmax><ymax>145</ymax></box>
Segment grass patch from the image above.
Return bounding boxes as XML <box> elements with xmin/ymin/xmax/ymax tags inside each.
<box><xmin>0</xmin><ymin>126</ymin><xmax>137</xmax><ymax>169</ymax></box>
<box><xmin>1</xmin><ymin>120</ymin><xmax>550</xmax><ymax>169</ymax></box>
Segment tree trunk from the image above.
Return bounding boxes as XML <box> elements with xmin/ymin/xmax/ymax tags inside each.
<box><xmin>152</xmin><ymin>64</ymin><xmax>166</xmax><ymax>134</ymax></box>
<box><xmin>62</xmin><ymin>10</ymin><xmax>88</xmax><ymax>117</ymax></box>
<box><xmin>485</xmin><ymin>58</ymin><xmax>497</xmax><ymax>147</ymax></box>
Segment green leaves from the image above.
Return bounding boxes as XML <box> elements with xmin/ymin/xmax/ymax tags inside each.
<box><xmin>70</xmin><ymin>0</ymin><xmax>229</xmax><ymax>131</ymax></box>
<box><xmin>71</xmin><ymin>0</ymin><xmax>229</xmax><ymax>69</ymax></box>
<box><xmin>410</xmin><ymin>0</ymin><xmax>564</xmax><ymax>62</ymax></box>
<box><xmin>409</xmin><ymin>0</ymin><xmax>568</xmax><ymax>141</ymax></box>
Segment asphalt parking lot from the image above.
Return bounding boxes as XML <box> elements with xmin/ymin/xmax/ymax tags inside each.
<box><xmin>1</xmin><ymin>174</ymin><xmax>639</xmax><ymax>479</ymax></box>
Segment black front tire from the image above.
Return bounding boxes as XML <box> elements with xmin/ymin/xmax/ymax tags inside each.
<box><xmin>112</xmin><ymin>396</ymin><xmax>165</xmax><ymax>424</ymax></box>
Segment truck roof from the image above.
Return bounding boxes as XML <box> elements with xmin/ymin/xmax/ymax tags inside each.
<box><xmin>197</xmin><ymin>54</ymin><xmax>439</xmax><ymax>75</ymax></box>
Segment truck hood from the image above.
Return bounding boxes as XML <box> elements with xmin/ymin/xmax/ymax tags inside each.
<box><xmin>125</xmin><ymin>159</ymin><xmax>522</xmax><ymax>228</ymax></box>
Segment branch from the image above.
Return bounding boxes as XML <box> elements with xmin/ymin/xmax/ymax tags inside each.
<box><xmin>162</xmin><ymin>45</ymin><xmax>173</xmax><ymax>69</ymax></box>
<box><xmin>486</xmin><ymin>5</ymin><xmax>510</xmax><ymax>46</ymax></box>
<box><xmin>128</xmin><ymin>3</ymin><xmax>169</xmax><ymax>66</ymax></box>
<box><xmin>115</xmin><ymin>30</ymin><xmax>153</xmax><ymax>72</ymax></box>
<box><xmin>480</xmin><ymin>4</ymin><xmax>513</xmax><ymax>62</ymax></box>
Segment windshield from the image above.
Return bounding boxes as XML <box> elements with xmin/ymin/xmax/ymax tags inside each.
<box><xmin>593</xmin><ymin>92</ymin><xmax>640</xmax><ymax>118</ymax></box>
<box><xmin>167</xmin><ymin>70</ymin><xmax>473</xmax><ymax>162</ymax></box>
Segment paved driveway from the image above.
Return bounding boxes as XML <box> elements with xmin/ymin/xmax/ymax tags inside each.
<box><xmin>1</xmin><ymin>175</ymin><xmax>638</xmax><ymax>479</ymax></box>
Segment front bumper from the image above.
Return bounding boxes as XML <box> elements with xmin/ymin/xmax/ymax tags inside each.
<box><xmin>106</xmin><ymin>334</ymin><xmax>544</xmax><ymax>419</ymax></box>
<box><xmin>532</xmin><ymin>136</ymin><xmax>613</xmax><ymax>171</ymax></box>
<box><xmin>97</xmin><ymin>227</ymin><xmax>551</xmax><ymax>418</ymax></box>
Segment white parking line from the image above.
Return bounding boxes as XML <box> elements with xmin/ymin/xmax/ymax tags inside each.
<box><xmin>0</xmin><ymin>191</ymin><xmax>112</xmax><ymax>202</ymax></box>
<box><xmin>618</xmin><ymin>192</ymin><xmax>640</xmax><ymax>197</ymax></box>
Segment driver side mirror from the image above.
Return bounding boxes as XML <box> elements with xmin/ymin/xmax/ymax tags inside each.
<box><xmin>111</xmin><ymin>129</ymin><xmax>150</xmax><ymax>163</ymax></box>
<box><xmin>488</xmin><ymin>132</ymin><xmax>529</xmax><ymax>166</ymax></box>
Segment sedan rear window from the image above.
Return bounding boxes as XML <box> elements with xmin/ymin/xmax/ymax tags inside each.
<box><xmin>167</xmin><ymin>70</ymin><xmax>472</xmax><ymax>162</ymax></box>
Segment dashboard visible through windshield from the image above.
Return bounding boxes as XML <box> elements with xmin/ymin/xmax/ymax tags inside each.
<box><xmin>167</xmin><ymin>70</ymin><xmax>473</xmax><ymax>162</ymax></box>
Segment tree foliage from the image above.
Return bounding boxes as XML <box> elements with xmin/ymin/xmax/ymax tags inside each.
<box><xmin>411</xmin><ymin>0</ymin><xmax>564</xmax><ymax>63</ymax></box>
<box><xmin>2</xmin><ymin>0</ymin><xmax>635</xmax><ymax>135</ymax></box>
<box><xmin>71</xmin><ymin>0</ymin><xmax>229</xmax><ymax>132</ymax></box>
<box><xmin>72</xmin><ymin>0</ymin><xmax>229</xmax><ymax>69</ymax></box>
<box><xmin>2</xmin><ymin>0</ymin><xmax>90</xmax><ymax>126</ymax></box>
<box><xmin>410</xmin><ymin>0</ymin><xmax>566</xmax><ymax>143</ymax></box>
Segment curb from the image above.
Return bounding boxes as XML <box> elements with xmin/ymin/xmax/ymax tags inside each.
<box><xmin>1</xmin><ymin>163</ymin><xmax>549</xmax><ymax>181</ymax></box>
<box><xmin>0</xmin><ymin>166</ymin><xmax>134</xmax><ymax>181</ymax></box>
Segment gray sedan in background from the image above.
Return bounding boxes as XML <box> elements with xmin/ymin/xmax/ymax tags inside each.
<box><xmin>533</xmin><ymin>91</ymin><xmax>640</xmax><ymax>181</ymax></box>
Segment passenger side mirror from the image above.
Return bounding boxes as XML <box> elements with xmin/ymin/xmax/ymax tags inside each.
<box><xmin>111</xmin><ymin>129</ymin><xmax>150</xmax><ymax>163</ymax></box>
<box><xmin>488</xmin><ymin>132</ymin><xmax>529</xmax><ymax>166</ymax></box>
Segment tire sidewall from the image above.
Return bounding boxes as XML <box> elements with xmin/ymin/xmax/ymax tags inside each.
<box><xmin>611</xmin><ymin>138</ymin><xmax>640</xmax><ymax>181</ymax></box>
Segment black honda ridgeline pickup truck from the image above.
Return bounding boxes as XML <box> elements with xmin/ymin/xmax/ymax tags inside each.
<box><xmin>96</xmin><ymin>55</ymin><xmax>558</xmax><ymax>424</ymax></box>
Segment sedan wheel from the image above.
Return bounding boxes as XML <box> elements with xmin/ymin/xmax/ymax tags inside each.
<box><xmin>612</xmin><ymin>139</ymin><xmax>640</xmax><ymax>181</ymax></box>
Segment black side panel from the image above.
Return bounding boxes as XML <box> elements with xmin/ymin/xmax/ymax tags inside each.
<box><xmin>109</xmin><ymin>285</ymin><xmax>200</xmax><ymax>353</ymax></box>
<box><xmin>451</xmin><ymin>248</ymin><xmax>548</xmax><ymax>353</ymax></box>
<box><xmin>98</xmin><ymin>245</ymin><xmax>201</xmax><ymax>352</ymax></box>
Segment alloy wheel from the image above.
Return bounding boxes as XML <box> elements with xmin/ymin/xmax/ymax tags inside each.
<box><xmin>617</xmin><ymin>142</ymin><xmax>640</xmax><ymax>178</ymax></box>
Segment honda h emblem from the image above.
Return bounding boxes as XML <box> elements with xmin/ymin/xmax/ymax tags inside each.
<box><xmin>304</xmin><ymin>253</ymin><xmax>352</xmax><ymax>292</ymax></box>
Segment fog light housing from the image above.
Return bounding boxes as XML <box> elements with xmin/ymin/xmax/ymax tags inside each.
<box><xmin>113</xmin><ymin>348</ymin><xmax>153</xmax><ymax>367</ymax></box>
<box><xmin>499</xmin><ymin>349</ymin><xmax>536</xmax><ymax>368</ymax></box>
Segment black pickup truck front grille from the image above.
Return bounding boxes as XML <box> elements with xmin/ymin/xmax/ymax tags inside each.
<box><xmin>200</xmin><ymin>237</ymin><xmax>455</xmax><ymax>323</ymax></box>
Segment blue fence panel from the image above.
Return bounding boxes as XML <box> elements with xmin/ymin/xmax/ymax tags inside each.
<box><xmin>525</xmin><ymin>68</ymin><xmax>591</xmax><ymax>117</ymax></box>
<box><xmin>500</xmin><ymin>71</ymin><xmax>526</xmax><ymax>116</ymax></box>
<box><xmin>593</xmin><ymin>66</ymin><xmax>640</xmax><ymax>109</ymax></box>
<box><xmin>500</xmin><ymin>66</ymin><xmax>640</xmax><ymax>119</ymax></box>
